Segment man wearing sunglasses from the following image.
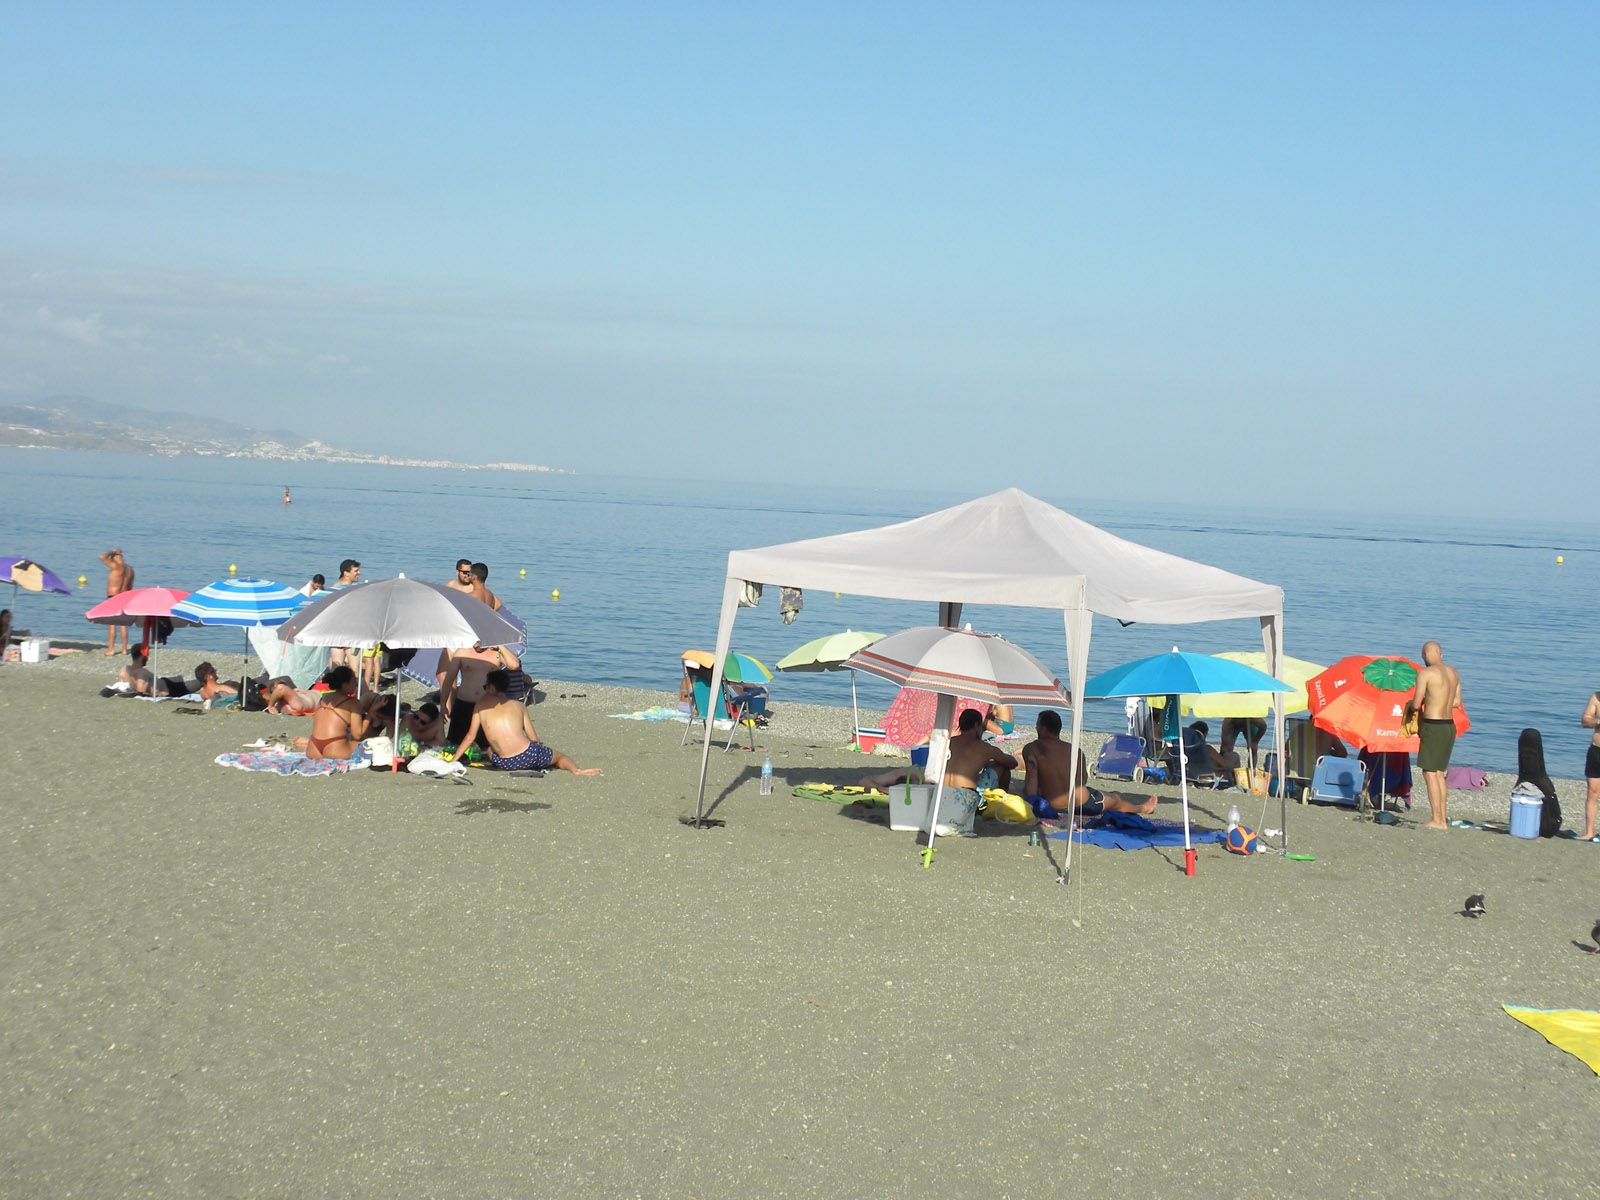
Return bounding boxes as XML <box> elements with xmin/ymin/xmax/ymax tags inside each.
<box><xmin>445</xmin><ymin>558</ymin><xmax>476</xmax><ymax>594</ymax></box>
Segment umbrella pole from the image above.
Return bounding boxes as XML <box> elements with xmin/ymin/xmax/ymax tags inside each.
<box><xmin>850</xmin><ymin>669</ymin><xmax>861</xmax><ymax>749</ymax></box>
<box><xmin>1175</xmin><ymin>695</ymin><xmax>1195</xmax><ymax>876</ymax></box>
<box><xmin>393</xmin><ymin>666</ymin><xmax>401</xmax><ymax>774</ymax></box>
<box><xmin>923</xmin><ymin>763</ymin><xmax>948</xmax><ymax>870</ymax></box>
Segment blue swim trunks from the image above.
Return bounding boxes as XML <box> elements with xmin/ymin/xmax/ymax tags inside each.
<box><xmin>491</xmin><ymin>742</ymin><xmax>554</xmax><ymax>771</ymax></box>
<box><xmin>1027</xmin><ymin>789</ymin><xmax>1104</xmax><ymax>820</ymax></box>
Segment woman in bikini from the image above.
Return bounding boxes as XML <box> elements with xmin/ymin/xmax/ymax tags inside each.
<box><xmin>298</xmin><ymin>666</ymin><xmax>383</xmax><ymax>760</ymax></box>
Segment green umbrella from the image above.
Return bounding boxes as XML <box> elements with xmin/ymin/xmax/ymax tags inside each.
<box><xmin>775</xmin><ymin>629</ymin><xmax>886</xmax><ymax>748</ymax></box>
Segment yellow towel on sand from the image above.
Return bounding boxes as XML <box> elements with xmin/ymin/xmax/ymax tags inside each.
<box><xmin>1503</xmin><ymin>1007</ymin><xmax>1600</xmax><ymax>1076</ymax></box>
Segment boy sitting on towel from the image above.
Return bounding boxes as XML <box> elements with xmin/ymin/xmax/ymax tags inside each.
<box><xmin>1022</xmin><ymin>710</ymin><xmax>1158</xmax><ymax>821</ymax></box>
<box><xmin>453</xmin><ymin>669</ymin><xmax>602</xmax><ymax>776</ymax></box>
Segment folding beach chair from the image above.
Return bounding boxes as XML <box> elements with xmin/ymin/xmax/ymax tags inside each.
<box><xmin>1306</xmin><ymin>755</ymin><xmax>1367</xmax><ymax>806</ymax></box>
<box><xmin>679</xmin><ymin>677</ymin><xmax>757</xmax><ymax>753</ymax></box>
<box><xmin>1094</xmin><ymin>734</ymin><xmax>1148</xmax><ymax>783</ymax></box>
<box><xmin>1165</xmin><ymin>726</ymin><xmax>1230</xmax><ymax>790</ymax></box>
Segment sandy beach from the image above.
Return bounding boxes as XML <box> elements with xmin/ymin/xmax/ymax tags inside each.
<box><xmin>4</xmin><ymin>646</ymin><xmax>1599</xmax><ymax>1197</ymax></box>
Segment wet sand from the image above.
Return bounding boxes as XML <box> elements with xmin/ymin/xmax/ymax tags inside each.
<box><xmin>4</xmin><ymin>649</ymin><xmax>1598</xmax><ymax>1197</ymax></box>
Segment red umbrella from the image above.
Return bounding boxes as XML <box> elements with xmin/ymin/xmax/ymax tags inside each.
<box><xmin>1306</xmin><ymin>655</ymin><xmax>1469</xmax><ymax>752</ymax></box>
<box><xmin>881</xmin><ymin>687</ymin><xmax>989</xmax><ymax>749</ymax></box>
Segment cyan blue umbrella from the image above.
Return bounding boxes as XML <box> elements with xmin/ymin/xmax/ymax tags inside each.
<box><xmin>1083</xmin><ymin>650</ymin><xmax>1291</xmax><ymax>701</ymax></box>
<box><xmin>1084</xmin><ymin>649</ymin><xmax>1291</xmax><ymax>869</ymax></box>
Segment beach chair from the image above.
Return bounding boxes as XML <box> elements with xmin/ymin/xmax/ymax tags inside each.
<box><xmin>679</xmin><ymin>678</ymin><xmax>755</xmax><ymax>752</ymax></box>
<box><xmin>1307</xmin><ymin>755</ymin><xmax>1367</xmax><ymax>806</ymax></box>
<box><xmin>1094</xmin><ymin>734</ymin><xmax>1147</xmax><ymax>782</ymax></box>
<box><xmin>1166</xmin><ymin>727</ymin><xmax>1230</xmax><ymax>789</ymax></box>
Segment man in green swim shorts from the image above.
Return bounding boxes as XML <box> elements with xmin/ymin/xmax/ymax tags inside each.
<box><xmin>1407</xmin><ymin>640</ymin><xmax>1464</xmax><ymax>831</ymax></box>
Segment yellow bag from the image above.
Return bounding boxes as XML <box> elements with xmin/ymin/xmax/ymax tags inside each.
<box><xmin>982</xmin><ymin>790</ymin><xmax>1035</xmax><ymax>824</ymax></box>
<box><xmin>1234</xmin><ymin>767</ymin><xmax>1269</xmax><ymax>795</ymax></box>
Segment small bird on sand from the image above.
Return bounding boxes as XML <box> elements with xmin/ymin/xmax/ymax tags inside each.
<box><xmin>1464</xmin><ymin>894</ymin><xmax>1486</xmax><ymax>919</ymax></box>
<box><xmin>1589</xmin><ymin>921</ymin><xmax>1600</xmax><ymax>953</ymax></box>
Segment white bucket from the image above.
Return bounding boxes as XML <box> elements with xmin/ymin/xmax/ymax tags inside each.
<box><xmin>19</xmin><ymin>637</ymin><xmax>49</xmax><ymax>663</ymax></box>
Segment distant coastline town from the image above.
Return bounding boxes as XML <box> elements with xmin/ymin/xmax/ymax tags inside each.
<box><xmin>0</xmin><ymin>397</ymin><xmax>567</xmax><ymax>475</ymax></box>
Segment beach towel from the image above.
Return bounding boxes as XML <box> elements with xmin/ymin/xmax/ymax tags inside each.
<box><xmin>1503</xmin><ymin>1007</ymin><xmax>1600</xmax><ymax>1076</ymax></box>
<box><xmin>1446</xmin><ymin>765</ymin><xmax>1489</xmax><ymax>791</ymax></box>
<box><xmin>1045</xmin><ymin>811</ymin><xmax>1228</xmax><ymax>851</ymax></box>
<box><xmin>793</xmin><ymin>783</ymin><xmax>889</xmax><ymax>808</ymax></box>
<box><xmin>214</xmin><ymin>746</ymin><xmax>371</xmax><ymax>776</ymax></box>
<box><xmin>609</xmin><ymin>706</ymin><xmax>690</xmax><ymax>721</ymax></box>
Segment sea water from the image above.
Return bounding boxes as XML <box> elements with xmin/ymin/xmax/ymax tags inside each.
<box><xmin>2</xmin><ymin>448</ymin><xmax>1595</xmax><ymax>776</ymax></box>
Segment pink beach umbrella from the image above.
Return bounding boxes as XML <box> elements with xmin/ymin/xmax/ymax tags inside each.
<box><xmin>86</xmin><ymin>587</ymin><xmax>197</xmax><ymax>687</ymax></box>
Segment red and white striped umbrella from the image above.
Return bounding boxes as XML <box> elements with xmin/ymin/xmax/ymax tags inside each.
<box><xmin>845</xmin><ymin>626</ymin><xmax>1071</xmax><ymax>708</ymax></box>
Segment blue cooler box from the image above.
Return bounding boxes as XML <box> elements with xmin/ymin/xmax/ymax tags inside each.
<box><xmin>1509</xmin><ymin>794</ymin><xmax>1542</xmax><ymax>840</ymax></box>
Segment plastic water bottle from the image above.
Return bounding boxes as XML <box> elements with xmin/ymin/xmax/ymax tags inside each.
<box><xmin>759</xmin><ymin>753</ymin><xmax>773</xmax><ymax>795</ymax></box>
<box><xmin>1227</xmin><ymin>804</ymin><xmax>1241</xmax><ymax>831</ymax></box>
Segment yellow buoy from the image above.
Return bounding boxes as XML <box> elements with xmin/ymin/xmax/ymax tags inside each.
<box><xmin>1557</xmin><ymin>555</ymin><xmax>1565</xmax><ymax>565</ymax></box>
<box><xmin>228</xmin><ymin>563</ymin><xmax>237</xmax><ymax>574</ymax></box>
<box><xmin>519</xmin><ymin>568</ymin><xmax>527</xmax><ymax>577</ymax></box>
<box><xmin>77</xmin><ymin>575</ymin><xmax>87</xmax><ymax>586</ymax></box>
<box><xmin>551</xmin><ymin>588</ymin><xmax>560</xmax><ymax>601</ymax></box>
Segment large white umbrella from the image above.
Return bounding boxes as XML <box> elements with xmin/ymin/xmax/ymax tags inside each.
<box><xmin>844</xmin><ymin>626</ymin><xmax>1072</xmax><ymax>867</ymax></box>
<box><xmin>277</xmin><ymin>577</ymin><xmax>522</xmax><ymax>773</ymax></box>
<box><xmin>276</xmin><ymin>577</ymin><xmax>521</xmax><ymax>649</ymax></box>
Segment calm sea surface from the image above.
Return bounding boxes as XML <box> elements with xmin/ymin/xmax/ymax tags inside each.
<box><xmin>3</xmin><ymin>449</ymin><xmax>1596</xmax><ymax>775</ymax></box>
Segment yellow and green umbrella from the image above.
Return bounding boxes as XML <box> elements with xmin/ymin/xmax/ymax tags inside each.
<box><xmin>1150</xmin><ymin>651</ymin><xmax>1325</xmax><ymax>718</ymax></box>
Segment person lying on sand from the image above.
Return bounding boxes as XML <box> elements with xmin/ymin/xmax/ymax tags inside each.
<box><xmin>295</xmin><ymin>666</ymin><xmax>388</xmax><ymax>760</ymax></box>
<box><xmin>263</xmin><ymin>677</ymin><xmax>321</xmax><ymax>715</ymax></box>
<box><xmin>453</xmin><ymin>669</ymin><xmax>600</xmax><ymax>775</ymax></box>
<box><xmin>194</xmin><ymin>662</ymin><xmax>238</xmax><ymax>703</ymax></box>
<box><xmin>1022</xmin><ymin>710</ymin><xmax>1158</xmax><ymax>821</ymax></box>
<box><xmin>117</xmin><ymin>646</ymin><xmax>154</xmax><ymax>696</ymax></box>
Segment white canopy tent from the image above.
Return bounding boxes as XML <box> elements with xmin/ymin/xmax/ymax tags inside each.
<box><xmin>693</xmin><ymin>489</ymin><xmax>1289</xmax><ymax>860</ymax></box>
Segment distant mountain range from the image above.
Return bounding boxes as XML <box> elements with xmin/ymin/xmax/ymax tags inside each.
<box><xmin>0</xmin><ymin>396</ymin><xmax>567</xmax><ymax>473</ymax></box>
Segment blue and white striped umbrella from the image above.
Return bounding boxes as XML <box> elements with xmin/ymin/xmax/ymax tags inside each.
<box><xmin>172</xmin><ymin>578</ymin><xmax>308</xmax><ymax>627</ymax></box>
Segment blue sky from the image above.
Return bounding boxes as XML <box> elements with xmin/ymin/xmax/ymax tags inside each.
<box><xmin>2</xmin><ymin>2</ymin><xmax>1594</xmax><ymax>517</ymax></box>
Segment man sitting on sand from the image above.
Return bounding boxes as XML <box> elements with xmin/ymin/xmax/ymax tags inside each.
<box><xmin>935</xmin><ymin>709</ymin><xmax>1019</xmax><ymax>835</ymax></box>
<box><xmin>452</xmin><ymin>669</ymin><xmax>600</xmax><ymax>775</ymax></box>
<box><xmin>1021</xmin><ymin>710</ymin><xmax>1158</xmax><ymax>821</ymax></box>
<box><xmin>440</xmin><ymin>642</ymin><xmax>521</xmax><ymax>749</ymax></box>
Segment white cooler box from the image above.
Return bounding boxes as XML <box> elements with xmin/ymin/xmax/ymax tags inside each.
<box><xmin>887</xmin><ymin>783</ymin><xmax>936</xmax><ymax>832</ymax></box>
<box><xmin>19</xmin><ymin>637</ymin><xmax>50</xmax><ymax>663</ymax></box>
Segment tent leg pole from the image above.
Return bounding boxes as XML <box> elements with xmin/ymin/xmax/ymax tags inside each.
<box><xmin>850</xmin><ymin>669</ymin><xmax>860</xmax><ymax>749</ymax></box>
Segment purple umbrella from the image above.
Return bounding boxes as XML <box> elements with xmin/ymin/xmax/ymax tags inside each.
<box><xmin>0</xmin><ymin>556</ymin><xmax>71</xmax><ymax>596</ymax></box>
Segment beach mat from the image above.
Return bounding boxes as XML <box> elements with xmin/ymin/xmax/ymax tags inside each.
<box><xmin>609</xmin><ymin>706</ymin><xmax>688</xmax><ymax>721</ymax></box>
<box><xmin>1447</xmin><ymin>766</ymin><xmax>1490</xmax><ymax>791</ymax></box>
<box><xmin>1503</xmin><ymin>1007</ymin><xmax>1600</xmax><ymax>1076</ymax></box>
<box><xmin>214</xmin><ymin>747</ymin><xmax>371</xmax><ymax>777</ymax></box>
<box><xmin>1046</xmin><ymin>811</ymin><xmax>1228</xmax><ymax>851</ymax></box>
<box><xmin>794</xmin><ymin>783</ymin><xmax>890</xmax><ymax>808</ymax></box>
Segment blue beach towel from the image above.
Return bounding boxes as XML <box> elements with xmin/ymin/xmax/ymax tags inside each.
<box><xmin>1045</xmin><ymin>811</ymin><xmax>1228</xmax><ymax>851</ymax></box>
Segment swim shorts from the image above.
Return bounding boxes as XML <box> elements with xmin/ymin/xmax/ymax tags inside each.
<box><xmin>1026</xmin><ymin>788</ymin><xmax>1104</xmax><ymax>820</ymax></box>
<box><xmin>491</xmin><ymin>742</ymin><xmax>554</xmax><ymax>772</ymax></box>
<box><xmin>1417</xmin><ymin>718</ymin><xmax>1457</xmax><ymax>773</ymax></box>
<box><xmin>1586</xmin><ymin>745</ymin><xmax>1600</xmax><ymax>780</ymax></box>
<box><xmin>936</xmin><ymin>786</ymin><xmax>982</xmax><ymax>837</ymax></box>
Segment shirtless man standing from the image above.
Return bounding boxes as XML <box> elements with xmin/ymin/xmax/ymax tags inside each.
<box><xmin>470</xmin><ymin>562</ymin><xmax>502</xmax><ymax>610</ymax></box>
<box><xmin>935</xmin><ymin>709</ymin><xmax>1019</xmax><ymax>836</ymax></box>
<box><xmin>1581</xmin><ymin>689</ymin><xmax>1600</xmax><ymax>841</ymax></box>
<box><xmin>1021</xmin><ymin>709</ymin><xmax>1157</xmax><ymax>820</ymax></box>
<box><xmin>1406</xmin><ymin>640</ymin><xmax>1464</xmax><ymax>830</ymax></box>
<box><xmin>440</xmin><ymin>642</ymin><xmax>521</xmax><ymax>749</ymax></box>
<box><xmin>456</xmin><ymin>669</ymin><xmax>600</xmax><ymax>775</ymax></box>
<box><xmin>99</xmin><ymin>548</ymin><xmax>134</xmax><ymax>656</ymax></box>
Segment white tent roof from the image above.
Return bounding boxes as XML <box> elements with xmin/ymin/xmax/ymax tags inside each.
<box><xmin>728</xmin><ymin>487</ymin><xmax>1281</xmax><ymax>623</ymax></box>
